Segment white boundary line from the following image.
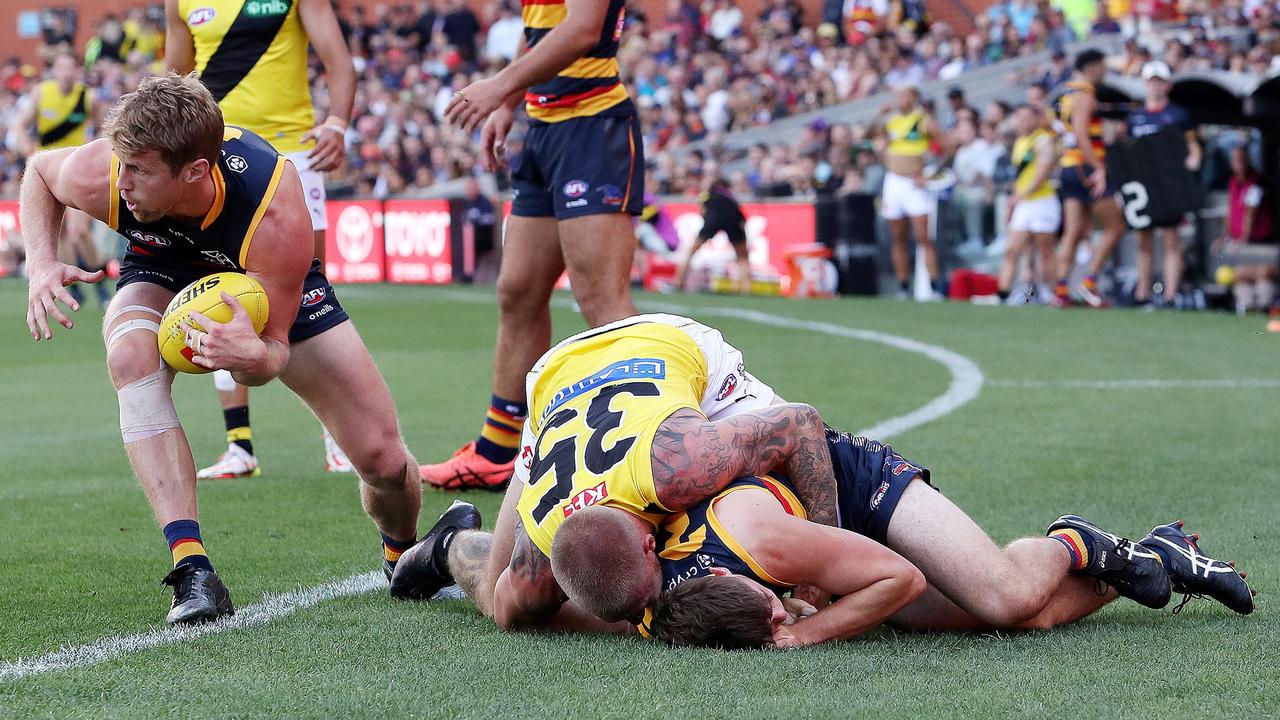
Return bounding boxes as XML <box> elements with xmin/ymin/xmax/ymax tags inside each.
<box><xmin>989</xmin><ymin>378</ymin><xmax>1280</xmax><ymax>390</ymax></box>
<box><xmin>1</xmin><ymin>293</ymin><xmax>984</xmax><ymax>684</ymax></box>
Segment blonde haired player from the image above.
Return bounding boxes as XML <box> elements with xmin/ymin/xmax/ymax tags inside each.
<box><xmin>21</xmin><ymin>75</ymin><xmax>425</xmax><ymax>624</ymax></box>
<box><xmin>165</xmin><ymin>0</ymin><xmax>357</xmax><ymax>478</ymax></box>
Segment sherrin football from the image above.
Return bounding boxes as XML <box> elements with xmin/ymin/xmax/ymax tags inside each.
<box><xmin>159</xmin><ymin>272</ymin><xmax>269</xmax><ymax>374</ymax></box>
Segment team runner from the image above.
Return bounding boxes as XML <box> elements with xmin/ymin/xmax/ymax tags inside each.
<box><xmin>20</xmin><ymin>75</ymin><xmax>425</xmax><ymax>624</ymax></box>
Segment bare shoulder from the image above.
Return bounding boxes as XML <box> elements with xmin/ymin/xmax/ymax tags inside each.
<box><xmin>32</xmin><ymin>139</ymin><xmax>115</xmax><ymax>223</ymax></box>
<box><xmin>244</xmin><ymin>159</ymin><xmax>311</xmax><ymax>274</ymax></box>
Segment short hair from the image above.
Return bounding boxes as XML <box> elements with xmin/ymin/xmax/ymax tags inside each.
<box><xmin>550</xmin><ymin>506</ymin><xmax>651</xmax><ymax>621</ymax></box>
<box><xmin>103</xmin><ymin>72</ymin><xmax>223</xmax><ymax>176</ymax></box>
<box><xmin>650</xmin><ymin>576</ymin><xmax>774</xmax><ymax>650</ymax></box>
<box><xmin>1075</xmin><ymin>48</ymin><xmax>1106</xmax><ymax>72</ymax></box>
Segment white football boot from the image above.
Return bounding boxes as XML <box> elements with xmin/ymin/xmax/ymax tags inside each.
<box><xmin>323</xmin><ymin>428</ymin><xmax>354</xmax><ymax>473</ymax></box>
<box><xmin>196</xmin><ymin>443</ymin><xmax>261</xmax><ymax>480</ymax></box>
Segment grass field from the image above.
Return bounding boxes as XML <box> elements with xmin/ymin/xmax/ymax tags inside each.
<box><xmin>1</xmin><ymin>280</ymin><xmax>1277</xmax><ymax>719</ymax></box>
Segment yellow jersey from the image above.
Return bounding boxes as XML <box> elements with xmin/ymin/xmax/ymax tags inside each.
<box><xmin>1011</xmin><ymin>128</ymin><xmax>1055</xmax><ymax>200</ymax></box>
<box><xmin>516</xmin><ymin>321</ymin><xmax>710</xmax><ymax>557</ymax></box>
<box><xmin>886</xmin><ymin>109</ymin><xmax>929</xmax><ymax>157</ymax></box>
<box><xmin>180</xmin><ymin>0</ymin><xmax>314</xmax><ymax>153</ymax></box>
<box><xmin>36</xmin><ymin>80</ymin><xmax>91</xmax><ymax>150</ymax></box>
<box><xmin>1055</xmin><ymin>80</ymin><xmax>1105</xmax><ymax>169</ymax></box>
<box><xmin>522</xmin><ymin>0</ymin><xmax>632</xmax><ymax>122</ymax></box>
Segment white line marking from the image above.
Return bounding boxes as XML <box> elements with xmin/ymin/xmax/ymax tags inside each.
<box><xmin>989</xmin><ymin>378</ymin><xmax>1280</xmax><ymax>390</ymax></box>
<box><xmin>2</xmin><ymin>291</ymin><xmax>984</xmax><ymax>683</ymax></box>
<box><xmin>0</xmin><ymin>572</ymin><xmax>384</xmax><ymax>684</ymax></box>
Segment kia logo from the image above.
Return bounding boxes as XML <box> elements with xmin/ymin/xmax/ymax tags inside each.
<box><xmin>336</xmin><ymin>205</ymin><xmax>373</xmax><ymax>262</ymax></box>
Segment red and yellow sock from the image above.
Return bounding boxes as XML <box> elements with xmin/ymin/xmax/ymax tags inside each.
<box><xmin>163</xmin><ymin>519</ymin><xmax>213</xmax><ymax>572</ymax></box>
<box><xmin>474</xmin><ymin>394</ymin><xmax>527</xmax><ymax>465</ymax></box>
<box><xmin>1049</xmin><ymin>529</ymin><xmax>1090</xmax><ymax>571</ymax></box>
<box><xmin>382</xmin><ymin>534</ymin><xmax>416</xmax><ymax>569</ymax></box>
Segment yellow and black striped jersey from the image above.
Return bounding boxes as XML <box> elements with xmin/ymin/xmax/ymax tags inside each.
<box><xmin>180</xmin><ymin>0</ymin><xmax>314</xmax><ymax>153</ymax></box>
<box><xmin>521</xmin><ymin>0</ymin><xmax>633</xmax><ymax>122</ymax></box>
<box><xmin>36</xmin><ymin>80</ymin><xmax>91</xmax><ymax>150</ymax></box>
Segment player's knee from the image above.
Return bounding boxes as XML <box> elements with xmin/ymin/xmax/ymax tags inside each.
<box><xmin>352</xmin><ymin>436</ymin><xmax>411</xmax><ymax>489</ymax></box>
<box><xmin>496</xmin><ymin>271</ymin><xmax>548</xmax><ymax>318</ymax></box>
<box><xmin>974</xmin><ymin>583</ymin><xmax>1046</xmax><ymax>627</ymax></box>
<box><xmin>105</xmin><ymin>333</ymin><xmax>163</xmax><ymax>389</ymax></box>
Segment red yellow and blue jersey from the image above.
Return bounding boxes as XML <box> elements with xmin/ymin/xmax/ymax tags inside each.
<box><xmin>636</xmin><ymin>475</ymin><xmax>805</xmax><ymax>637</ymax></box>
<box><xmin>516</xmin><ymin>321</ymin><xmax>709</xmax><ymax>557</ymax></box>
<box><xmin>522</xmin><ymin>0</ymin><xmax>633</xmax><ymax>123</ymax></box>
<box><xmin>1055</xmin><ymin>80</ymin><xmax>1105</xmax><ymax>168</ymax></box>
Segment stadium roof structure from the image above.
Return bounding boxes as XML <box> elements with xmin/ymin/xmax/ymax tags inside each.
<box><xmin>1102</xmin><ymin>71</ymin><xmax>1280</xmax><ymax>127</ymax></box>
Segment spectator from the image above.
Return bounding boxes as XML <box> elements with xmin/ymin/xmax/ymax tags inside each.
<box><xmin>952</xmin><ymin>119</ymin><xmax>1005</xmax><ymax>251</ymax></box>
<box><xmin>1218</xmin><ymin>145</ymin><xmax>1275</xmax><ymax>312</ymax></box>
<box><xmin>439</xmin><ymin>0</ymin><xmax>481</xmax><ymax>61</ymax></box>
<box><xmin>484</xmin><ymin>2</ymin><xmax>523</xmax><ymax>62</ymax></box>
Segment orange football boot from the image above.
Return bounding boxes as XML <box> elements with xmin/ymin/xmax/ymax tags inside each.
<box><xmin>420</xmin><ymin>441</ymin><xmax>513</xmax><ymax>491</ymax></box>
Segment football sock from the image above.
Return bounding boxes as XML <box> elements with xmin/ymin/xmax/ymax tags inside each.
<box><xmin>899</xmin><ymin>280</ymin><xmax>911</xmax><ymax>293</ymax></box>
<box><xmin>1049</xmin><ymin>529</ymin><xmax>1090</xmax><ymax>571</ymax></box>
<box><xmin>164</xmin><ymin>519</ymin><xmax>213</xmax><ymax>572</ymax></box>
<box><xmin>474</xmin><ymin>394</ymin><xmax>526</xmax><ymax>465</ymax></box>
<box><xmin>382</xmin><ymin>533</ymin><xmax>416</xmax><ymax>570</ymax></box>
<box><xmin>223</xmin><ymin>405</ymin><xmax>253</xmax><ymax>455</ymax></box>
<box><xmin>1054</xmin><ymin>279</ymin><xmax>1070</xmax><ymax>299</ymax></box>
<box><xmin>998</xmin><ymin>289</ymin><xmax>1010</xmax><ymax>301</ymax></box>
<box><xmin>1082</xmin><ymin>273</ymin><xmax>1098</xmax><ymax>290</ymax></box>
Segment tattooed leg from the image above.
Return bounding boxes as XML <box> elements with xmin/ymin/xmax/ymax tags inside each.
<box><xmin>448</xmin><ymin>530</ymin><xmax>494</xmax><ymax>614</ymax></box>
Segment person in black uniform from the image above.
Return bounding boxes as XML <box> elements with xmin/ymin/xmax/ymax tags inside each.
<box><xmin>20</xmin><ymin>74</ymin><xmax>427</xmax><ymax>625</ymax></box>
<box><xmin>674</xmin><ymin>178</ymin><xmax>750</xmax><ymax>294</ymax></box>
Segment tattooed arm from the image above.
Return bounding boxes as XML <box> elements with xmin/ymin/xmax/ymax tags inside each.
<box><xmin>649</xmin><ymin>403</ymin><xmax>838</xmax><ymax>528</ymax></box>
<box><xmin>491</xmin><ymin>520</ymin><xmax>632</xmax><ymax>633</ymax></box>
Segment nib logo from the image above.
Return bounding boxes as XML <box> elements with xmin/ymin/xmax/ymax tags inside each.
<box><xmin>245</xmin><ymin>0</ymin><xmax>290</xmax><ymax>17</ymax></box>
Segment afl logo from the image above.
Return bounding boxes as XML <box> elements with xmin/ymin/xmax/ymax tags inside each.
<box><xmin>187</xmin><ymin>7</ymin><xmax>216</xmax><ymax>25</ymax></box>
<box><xmin>563</xmin><ymin>180</ymin><xmax>589</xmax><ymax>198</ymax></box>
<box><xmin>301</xmin><ymin>287</ymin><xmax>327</xmax><ymax>307</ymax></box>
<box><xmin>127</xmin><ymin>229</ymin><xmax>170</xmax><ymax>247</ymax></box>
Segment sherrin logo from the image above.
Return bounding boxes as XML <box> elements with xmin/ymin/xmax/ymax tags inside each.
<box><xmin>166</xmin><ymin>276</ymin><xmax>221</xmax><ymax>314</ymax></box>
<box><xmin>187</xmin><ymin>7</ymin><xmax>216</xmax><ymax>25</ymax></box>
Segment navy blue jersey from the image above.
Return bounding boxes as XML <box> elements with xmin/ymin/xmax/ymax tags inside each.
<box><xmin>111</xmin><ymin>126</ymin><xmax>288</xmax><ymax>274</ymax></box>
<box><xmin>1127</xmin><ymin>103</ymin><xmax>1194</xmax><ymax>139</ymax></box>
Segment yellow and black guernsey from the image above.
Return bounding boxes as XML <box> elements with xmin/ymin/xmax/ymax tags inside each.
<box><xmin>522</xmin><ymin>0</ymin><xmax>633</xmax><ymax>122</ymax></box>
<box><xmin>37</xmin><ymin>80</ymin><xmax>91</xmax><ymax>150</ymax></box>
<box><xmin>180</xmin><ymin>0</ymin><xmax>314</xmax><ymax>153</ymax></box>
<box><xmin>112</xmin><ymin>126</ymin><xmax>287</xmax><ymax>292</ymax></box>
<box><xmin>886</xmin><ymin>109</ymin><xmax>930</xmax><ymax>158</ymax></box>
<box><xmin>1011</xmin><ymin>128</ymin><xmax>1056</xmax><ymax>201</ymax></box>
<box><xmin>516</xmin><ymin>321</ymin><xmax>708</xmax><ymax>558</ymax></box>
<box><xmin>635</xmin><ymin>475</ymin><xmax>805</xmax><ymax>638</ymax></box>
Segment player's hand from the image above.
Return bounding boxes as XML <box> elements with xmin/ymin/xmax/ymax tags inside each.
<box><xmin>913</xmin><ymin>174</ymin><xmax>928</xmax><ymax>189</ymax></box>
<box><xmin>181</xmin><ymin>292</ymin><xmax>266</xmax><ymax>372</ymax></box>
<box><xmin>771</xmin><ymin>622</ymin><xmax>807</xmax><ymax>649</ymax></box>
<box><xmin>781</xmin><ymin>596</ymin><xmax>818</xmax><ymax>625</ymax></box>
<box><xmin>301</xmin><ymin>119</ymin><xmax>346</xmax><ymax>172</ymax></box>
<box><xmin>445</xmin><ymin>76</ymin><xmax>511</xmax><ymax>133</ymax></box>
<box><xmin>1006</xmin><ymin>192</ymin><xmax>1022</xmax><ymax>223</ymax></box>
<box><xmin>25</xmin><ymin>261</ymin><xmax>105</xmax><ymax>340</ymax></box>
<box><xmin>479</xmin><ymin>105</ymin><xmax>516</xmax><ymax>172</ymax></box>
<box><xmin>790</xmin><ymin>583</ymin><xmax>829</xmax><ymax>611</ymax></box>
<box><xmin>1088</xmin><ymin>168</ymin><xmax>1107</xmax><ymax>199</ymax></box>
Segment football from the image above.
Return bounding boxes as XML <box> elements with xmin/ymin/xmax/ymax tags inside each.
<box><xmin>158</xmin><ymin>272</ymin><xmax>269</xmax><ymax>374</ymax></box>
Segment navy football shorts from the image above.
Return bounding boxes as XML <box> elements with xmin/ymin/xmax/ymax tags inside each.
<box><xmin>118</xmin><ymin>257</ymin><xmax>348</xmax><ymax>343</ymax></box>
<box><xmin>511</xmin><ymin>114</ymin><xmax>645</xmax><ymax>220</ymax></box>
<box><xmin>826</xmin><ymin>426</ymin><xmax>933</xmax><ymax>544</ymax></box>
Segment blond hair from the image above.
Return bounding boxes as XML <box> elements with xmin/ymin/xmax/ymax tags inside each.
<box><xmin>103</xmin><ymin>72</ymin><xmax>223</xmax><ymax>175</ymax></box>
<box><xmin>550</xmin><ymin>506</ymin><xmax>651</xmax><ymax>622</ymax></box>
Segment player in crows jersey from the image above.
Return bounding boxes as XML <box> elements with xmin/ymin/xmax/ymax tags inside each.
<box><xmin>20</xmin><ymin>75</ymin><xmax>426</xmax><ymax>624</ymax></box>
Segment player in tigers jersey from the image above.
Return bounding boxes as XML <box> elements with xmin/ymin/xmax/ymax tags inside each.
<box><xmin>165</xmin><ymin>0</ymin><xmax>357</xmax><ymax>478</ymax></box>
<box><xmin>10</xmin><ymin>51</ymin><xmax>110</xmax><ymax>308</ymax></box>
<box><xmin>391</xmin><ymin>315</ymin><xmax>841</xmax><ymax>631</ymax></box>
<box><xmin>420</xmin><ymin>0</ymin><xmax>644</xmax><ymax>492</ymax></box>
<box><xmin>998</xmin><ymin>104</ymin><xmax>1061</xmax><ymax>303</ymax></box>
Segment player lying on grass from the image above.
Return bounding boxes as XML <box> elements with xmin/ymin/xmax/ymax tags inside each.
<box><xmin>643</xmin><ymin>428</ymin><xmax>1256</xmax><ymax>648</ymax></box>
<box><xmin>391</xmin><ymin>314</ymin><xmax>842</xmax><ymax>631</ymax></box>
<box><xmin>20</xmin><ymin>74</ymin><xmax>428</xmax><ymax>624</ymax></box>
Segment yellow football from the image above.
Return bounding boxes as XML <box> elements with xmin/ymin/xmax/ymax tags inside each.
<box><xmin>158</xmin><ymin>272</ymin><xmax>270</xmax><ymax>374</ymax></box>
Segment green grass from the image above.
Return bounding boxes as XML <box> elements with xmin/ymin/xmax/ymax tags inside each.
<box><xmin>1</xmin><ymin>281</ymin><xmax>1277</xmax><ymax>719</ymax></box>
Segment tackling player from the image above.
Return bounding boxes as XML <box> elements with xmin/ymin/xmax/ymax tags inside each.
<box><xmin>21</xmin><ymin>75</ymin><xmax>424</xmax><ymax>624</ymax></box>
<box><xmin>646</xmin><ymin>429</ymin><xmax>1255</xmax><ymax>648</ymax></box>
<box><xmin>1052</xmin><ymin>49</ymin><xmax>1127</xmax><ymax>308</ymax></box>
<box><xmin>165</xmin><ymin>0</ymin><xmax>357</xmax><ymax>478</ymax></box>
<box><xmin>391</xmin><ymin>314</ymin><xmax>841</xmax><ymax>630</ymax></box>
<box><xmin>420</xmin><ymin>0</ymin><xmax>643</xmax><ymax>491</ymax></box>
